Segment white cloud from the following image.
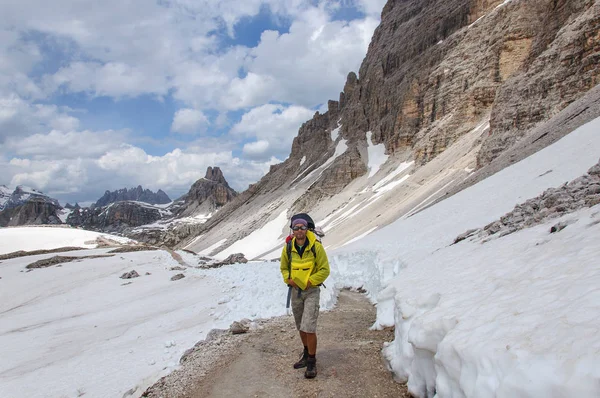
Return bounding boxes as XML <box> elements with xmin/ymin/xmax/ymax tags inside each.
<box><xmin>221</xmin><ymin>72</ymin><xmax>277</xmax><ymax>110</ymax></box>
<box><xmin>230</xmin><ymin>104</ymin><xmax>314</xmax><ymax>160</ymax></box>
<box><xmin>48</xmin><ymin>62</ymin><xmax>170</xmax><ymax>99</ymax></box>
<box><xmin>223</xmin><ymin>8</ymin><xmax>379</xmax><ymax>108</ymax></box>
<box><xmin>0</xmin><ymin>0</ymin><xmax>387</xmax><ymax>203</ymax></box>
<box><xmin>243</xmin><ymin>140</ymin><xmax>271</xmax><ymax>159</ymax></box>
<box><xmin>4</xmin><ymin>130</ymin><xmax>126</xmax><ymax>160</ymax></box>
<box><xmin>0</xmin><ymin>95</ymin><xmax>82</xmax><ymax>141</ymax></box>
<box><xmin>355</xmin><ymin>0</ymin><xmax>387</xmax><ymax>17</ymax></box>
<box><xmin>1</xmin><ymin>135</ymin><xmax>279</xmax><ymax>203</ymax></box>
<box><xmin>171</xmin><ymin>109</ymin><xmax>210</xmax><ymax>135</ymax></box>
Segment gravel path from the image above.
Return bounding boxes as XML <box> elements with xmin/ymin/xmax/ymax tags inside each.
<box><xmin>143</xmin><ymin>290</ymin><xmax>409</xmax><ymax>398</ymax></box>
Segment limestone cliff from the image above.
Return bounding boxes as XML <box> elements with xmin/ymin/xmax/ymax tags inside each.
<box><xmin>179</xmin><ymin>0</ymin><xmax>600</xmax><ymax>256</ymax></box>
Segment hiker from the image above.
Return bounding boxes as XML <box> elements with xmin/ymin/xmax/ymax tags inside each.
<box><xmin>280</xmin><ymin>213</ymin><xmax>330</xmax><ymax>379</ymax></box>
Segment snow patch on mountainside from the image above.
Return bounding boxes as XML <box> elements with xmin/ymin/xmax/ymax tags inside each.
<box><xmin>213</xmin><ymin>209</ymin><xmax>289</xmax><ymax>260</ymax></box>
<box><xmin>366</xmin><ymin>131</ymin><xmax>388</xmax><ymax>178</ymax></box>
<box><xmin>295</xmin><ymin>139</ymin><xmax>348</xmax><ymax>187</ymax></box>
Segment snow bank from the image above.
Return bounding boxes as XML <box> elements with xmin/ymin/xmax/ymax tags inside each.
<box><xmin>331</xmin><ymin>116</ymin><xmax>600</xmax><ymax>397</ymax></box>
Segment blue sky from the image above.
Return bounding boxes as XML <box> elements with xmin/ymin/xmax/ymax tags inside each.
<box><xmin>0</xmin><ymin>0</ymin><xmax>386</xmax><ymax>205</ymax></box>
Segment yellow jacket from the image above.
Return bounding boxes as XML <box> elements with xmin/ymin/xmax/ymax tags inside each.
<box><xmin>280</xmin><ymin>230</ymin><xmax>330</xmax><ymax>289</ymax></box>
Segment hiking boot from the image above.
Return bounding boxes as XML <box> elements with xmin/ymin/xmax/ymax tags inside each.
<box><xmin>293</xmin><ymin>350</ymin><xmax>308</xmax><ymax>369</ymax></box>
<box><xmin>304</xmin><ymin>357</ymin><xmax>317</xmax><ymax>379</ymax></box>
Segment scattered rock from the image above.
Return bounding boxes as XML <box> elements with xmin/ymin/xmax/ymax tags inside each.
<box><xmin>109</xmin><ymin>246</ymin><xmax>159</xmax><ymax>253</ymax></box>
<box><xmin>550</xmin><ymin>221</ymin><xmax>567</xmax><ymax>233</ymax></box>
<box><xmin>454</xmin><ymin>159</ymin><xmax>600</xmax><ymax>242</ymax></box>
<box><xmin>120</xmin><ymin>270</ymin><xmax>140</xmax><ymax>279</ymax></box>
<box><xmin>211</xmin><ymin>253</ymin><xmax>248</xmax><ymax>268</ymax></box>
<box><xmin>145</xmin><ymin>272</ymin><xmax>152</xmax><ymax>275</ymax></box>
<box><xmin>26</xmin><ymin>255</ymin><xmax>87</xmax><ymax>269</ymax></box>
<box><xmin>171</xmin><ymin>273</ymin><xmax>185</xmax><ymax>281</ymax></box>
<box><xmin>0</xmin><ymin>247</ymin><xmax>85</xmax><ymax>261</ymax></box>
<box><xmin>122</xmin><ymin>281</ymin><xmax>133</xmax><ymax>286</ymax></box>
<box><xmin>453</xmin><ymin>228</ymin><xmax>478</xmax><ymax>244</ymax></box>
<box><xmin>230</xmin><ymin>320</ymin><xmax>250</xmax><ymax>335</ymax></box>
<box><xmin>170</xmin><ymin>266</ymin><xmax>186</xmax><ymax>271</ymax></box>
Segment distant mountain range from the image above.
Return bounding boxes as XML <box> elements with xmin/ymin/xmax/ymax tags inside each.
<box><xmin>0</xmin><ymin>169</ymin><xmax>238</xmax><ymax>234</ymax></box>
<box><xmin>93</xmin><ymin>186</ymin><xmax>171</xmax><ymax>208</ymax></box>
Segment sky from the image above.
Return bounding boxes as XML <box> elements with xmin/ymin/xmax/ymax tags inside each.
<box><xmin>0</xmin><ymin>0</ymin><xmax>386</xmax><ymax>205</ymax></box>
<box><xmin>1</xmin><ymin>116</ymin><xmax>599</xmax><ymax>397</ymax></box>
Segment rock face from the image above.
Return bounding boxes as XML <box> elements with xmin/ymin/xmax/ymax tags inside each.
<box><xmin>0</xmin><ymin>186</ymin><xmax>60</xmax><ymax>211</ymax></box>
<box><xmin>67</xmin><ymin>201</ymin><xmax>164</xmax><ymax>232</ymax></box>
<box><xmin>173</xmin><ymin>167</ymin><xmax>238</xmax><ymax>218</ymax></box>
<box><xmin>94</xmin><ymin>186</ymin><xmax>171</xmax><ymax>208</ymax></box>
<box><xmin>172</xmin><ymin>0</ymin><xmax>600</xmax><ymax>256</ymax></box>
<box><xmin>0</xmin><ymin>185</ymin><xmax>11</xmax><ymax>211</ymax></box>
<box><xmin>0</xmin><ymin>186</ymin><xmax>63</xmax><ymax>226</ymax></box>
<box><xmin>290</xmin><ymin>0</ymin><xmax>600</xmax><ymax>205</ymax></box>
<box><xmin>0</xmin><ymin>199</ymin><xmax>62</xmax><ymax>227</ymax></box>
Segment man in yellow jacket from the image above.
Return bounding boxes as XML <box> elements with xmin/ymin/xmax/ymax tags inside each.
<box><xmin>280</xmin><ymin>214</ymin><xmax>330</xmax><ymax>379</ymax></box>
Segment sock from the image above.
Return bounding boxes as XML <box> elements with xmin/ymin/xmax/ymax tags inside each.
<box><xmin>308</xmin><ymin>354</ymin><xmax>316</xmax><ymax>359</ymax></box>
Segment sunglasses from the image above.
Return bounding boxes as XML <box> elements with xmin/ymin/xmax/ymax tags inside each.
<box><xmin>292</xmin><ymin>225</ymin><xmax>308</xmax><ymax>231</ymax></box>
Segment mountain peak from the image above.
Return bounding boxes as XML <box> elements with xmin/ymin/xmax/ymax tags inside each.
<box><xmin>205</xmin><ymin>167</ymin><xmax>227</xmax><ymax>184</ymax></box>
<box><xmin>173</xmin><ymin>167</ymin><xmax>237</xmax><ymax>217</ymax></box>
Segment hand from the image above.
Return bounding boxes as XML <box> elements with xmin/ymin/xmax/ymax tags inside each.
<box><xmin>287</xmin><ymin>279</ymin><xmax>298</xmax><ymax>288</ymax></box>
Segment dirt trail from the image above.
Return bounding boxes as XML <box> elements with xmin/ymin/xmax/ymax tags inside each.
<box><xmin>178</xmin><ymin>290</ymin><xmax>409</xmax><ymax>398</ymax></box>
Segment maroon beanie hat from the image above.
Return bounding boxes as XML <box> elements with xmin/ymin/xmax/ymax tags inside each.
<box><xmin>292</xmin><ymin>219</ymin><xmax>308</xmax><ymax>227</ymax></box>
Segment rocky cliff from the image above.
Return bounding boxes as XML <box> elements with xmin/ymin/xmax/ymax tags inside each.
<box><xmin>0</xmin><ymin>186</ymin><xmax>64</xmax><ymax>226</ymax></box>
<box><xmin>0</xmin><ymin>199</ymin><xmax>62</xmax><ymax>227</ymax></box>
<box><xmin>94</xmin><ymin>186</ymin><xmax>171</xmax><ymax>208</ymax></box>
<box><xmin>172</xmin><ymin>167</ymin><xmax>238</xmax><ymax>218</ymax></box>
<box><xmin>0</xmin><ymin>186</ymin><xmax>61</xmax><ymax>211</ymax></box>
<box><xmin>178</xmin><ymin>0</ymin><xmax>600</xmax><ymax>257</ymax></box>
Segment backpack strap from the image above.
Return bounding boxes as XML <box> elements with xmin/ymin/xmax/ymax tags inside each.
<box><xmin>286</xmin><ymin>240</ymin><xmax>293</xmax><ymax>309</ymax></box>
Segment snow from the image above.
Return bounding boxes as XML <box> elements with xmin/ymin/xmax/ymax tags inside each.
<box><xmin>57</xmin><ymin>208</ymin><xmax>73</xmax><ymax>223</ymax></box>
<box><xmin>196</xmin><ymin>238</ymin><xmax>227</xmax><ymax>256</ymax></box>
<box><xmin>0</xmin><ymin>185</ymin><xmax>11</xmax><ymax>209</ymax></box>
<box><xmin>366</xmin><ymin>131</ymin><xmax>388</xmax><ymax>178</ymax></box>
<box><xmin>0</xmin><ymin>230</ymin><xmax>336</xmax><ymax>398</ymax></box>
<box><xmin>295</xmin><ymin>139</ymin><xmax>347</xmax><ymax>187</ymax></box>
<box><xmin>16</xmin><ymin>185</ymin><xmax>42</xmax><ymax>195</ymax></box>
<box><xmin>213</xmin><ymin>208</ymin><xmax>288</xmax><ymax>260</ymax></box>
<box><xmin>341</xmin><ymin>226</ymin><xmax>378</xmax><ymax>247</ymax></box>
<box><xmin>133</xmin><ymin>211</ymin><xmax>212</xmax><ymax>232</ymax></box>
<box><xmin>0</xmin><ymin>227</ymin><xmax>132</xmax><ymax>255</ymax></box>
<box><xmin>330</xmin><ymin>116</ymin><xmax>600</xmax><ymax>397</ymax></box>
<box><xmin>372</xmin><ymin>161</ymin><xmax>413</xmax><ymax>191</ymax></box>
<box><xmin>2</xmin><ymin>116</ymin><xmax>600</xmax><ymax>397</ymax></box>
<box><xmin>300</xmin><ymin>156</ymin><xmax>306</xmax><ymax>166</ymax></box>
<box><xmin>330</xmin><ymin>125</ymin><xmax>341</xmax><ymax>142</ymax></box>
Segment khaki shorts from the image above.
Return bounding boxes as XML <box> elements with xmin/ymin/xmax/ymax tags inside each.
<box><xmin>291</xmin><ymin>286</ymin><xmax>320</xmax><ymax>333</ymax></box>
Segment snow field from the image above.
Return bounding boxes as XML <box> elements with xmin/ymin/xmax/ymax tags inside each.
<box><xmin>331</xmin><ymin>116</ymin><xmax>600</xmax><ymax>397</ymax></box>
<box><xmin>0</xmin><ymin>226</ymin><xmax>133</xmax><ymax>255</ymax></box>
